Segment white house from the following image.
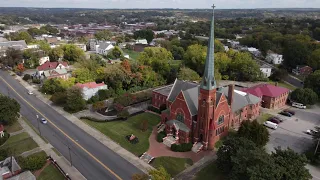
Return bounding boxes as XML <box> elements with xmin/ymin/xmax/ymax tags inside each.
<box><xmin>224</xmin><ymin>46</ymin><xmax>229</xmax><ymax>52</ymax></box>
<box><xmin>75</xmin><ymin>43</ymin><xmax>87</xmax><ymax>52</ymax></box>
<box><xmin>260</xmin><ymin>63</ymin><xmax>272</xmax><ymax>78</ymax></box>
<box><xmin>36</xmin><ymin>61</ymin><xmax>69</xmax><ymax>77</ymax></box>
<box><xmin>248</xmin><ymin>47</ymin><xmax>261</xmax><ymax>57</ymax></box>
<box><xmin>75</xmin><ymin>82</ymin><xmax>108</xmax><ymax>100</ymax></box>
<box><xmin>266</xmin><ymin>53</ymin><xmax>283</xmax><ymax>65</ymax></box>
<box><xmin>135</xmin><ymin>39</ymin><xmax>148</xmax><ymax>45</ymax></box>
<box><xmin>39</xmin><ymin>56</ymin><xmax>50</xmax><ymax>65</ymax></box>
<box><xmin>96</xmin><ymin>42</ymin><xmax>115</xmax><ymax>55</ymax></box>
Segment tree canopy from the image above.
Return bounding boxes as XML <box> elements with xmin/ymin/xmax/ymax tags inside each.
<box><xmin>290</xmin><ymin>88</ymin><xmax>318</xmax><ymax>105</ymax></box>
<box><xmin>62</xmin><ymin>44</ymin><xmax>85</xmax><ymax>62</ymax></box>
<box><xmin>237</xmin><ymin>120</ymin><xmax>270</xmax><ymax>147</ymax></box>
<box><xmin>0</xmin><ymin>48</ymin><xmax>23</xmax><ymax>67</ymax></box>
<box><xmin>177</xmin><ymin>67</ymin><xmax>200</xmax><ymax>82</ymax></box>
<box><xmin>94</xmin><ymin>30</ymin><xmax>112</xmax><ymax>41</ymax></box>
<box><xmin>0</xmin><ymin>95</ymin><xmax>20</xmax><ymax>125</ymax></box>
<box><xmin>304</xmin><ymin>70</ymin><xmax>320</xmax><ymax>97</ymax></box>
<box><xmin>134</xmin><ymin>29</ymin><xmax>154</xmax><ymax>43</ymax></box>
<box><xmin>65</xmin><ymin>86</ymin><xmax>86</xmax><ymax>113</ymax></box>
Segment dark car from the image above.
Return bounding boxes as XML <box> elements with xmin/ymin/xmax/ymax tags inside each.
<box><xmin>284</xmin><ymin>110</ymin><xmax>295</xmax><ymax>115</ymax></box>
<box><xmin>279</xmin><ymin>111</ymin><xmax>292</xmax><ymax>117</ymax></box>
<box><xmin>268</xmin><ymin>118</ymin><xmax>281</xmax><ymax>124</ymax></box>
<box><xmin>273</xmin><ymin>116</ymin><xmax>284</xmax><ymax>122</ymax></box>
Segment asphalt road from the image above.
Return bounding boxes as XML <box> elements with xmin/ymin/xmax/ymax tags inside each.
<box><xmin>0</xmin><ymin>70</ymin><xmax>142</xmax><ymax>180</ymax></box>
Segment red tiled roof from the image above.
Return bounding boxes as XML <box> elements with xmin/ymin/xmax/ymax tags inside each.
<box><xmin>75</xmin><ymin>82</ymin><xmax>106</xmax><ymax>89</ymax></box>
<box><xmin>37</xmin><ymin>61</ymin><xmax>68</xmax><ymax>71</ymax></box>
<box><xmin>242</xmin><ymin>84</ymin><xmax>289</xmax><ymax>98</ymax></box>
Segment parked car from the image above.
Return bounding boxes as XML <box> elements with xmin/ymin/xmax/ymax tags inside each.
<box><xmin>306</xmin><ymin>129</ymin><xmax>318</xmax><ymax>135</ymax></box>
<box><xmin>279</xmin><ymin>111</ymin><xmax>292</xmax><ymax>117</ymax></box>
<box><xmin>40</xmin><ymin>118</ymin><xmax>47</xmax><ymax>124</ymax></box>
<box><xmin>27</xmin><ymin>91</ymin><xmax>33</xmax><ymax>95</ymax></box>
<box><xmin>274</xmin><ymin>116</ymin><xmax>285</xmax><ymax>122</ymax></box>
<box><xmin>263</xmin><ymin>121</ymin><xmax>278</xmax><ymax>130</ymax></box>
<box><xmin>268</xmin><ymin>118</ymin><xmax>281</xmax><ymax>124</ymax></box>
<box><xmin>292</xmin><ymin>102</ymin><xmax>306</xmax><ymax>109</ymax></box>
<box><xmin>284</xmin><ymin>109</ymin><xmax>295</xmax><ymax>115</ymax></box>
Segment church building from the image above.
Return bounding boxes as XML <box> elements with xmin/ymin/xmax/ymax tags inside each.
<box><xmin>152</xmin><ymin>5</ymin><xmax>262</xmax><ymax>151</ymax></box>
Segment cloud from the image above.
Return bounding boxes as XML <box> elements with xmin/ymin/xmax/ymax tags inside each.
<box><xmin>0</xmin><ymin>0</ymin><xmax>319</xmax><ymax>8</ymax></box>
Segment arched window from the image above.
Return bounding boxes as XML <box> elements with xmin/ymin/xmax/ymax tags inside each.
<box><xmin>176</xmin><ymin>112</ymin><xmax>184</xmax><ymax>123</ymax></box>
<box><xmin>218</xmin><ymin>115</ymin><xmax>224</xmax><ymax>125</ymax></box>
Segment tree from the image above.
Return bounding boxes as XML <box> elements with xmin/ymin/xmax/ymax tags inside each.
<box><xmin>214</xmin><ymin>39</ymin><xmax>225</xmax><ymax>53</ymax></box>
<box><xmin>40</xmin><ymin>24</ymin><xmax>59</xmax><ymax>34</ymax></box>
<box><xmin>16</xmin><ymin>63</ymin><xmax>25</xmax><ymax>73</ymax></box>
<box><xmin>38</xmin><ymin>41</ymin><xmax>51</xmax><ymax>55</ymax></box>
<box><xmin>304</xmin><ymin>70</ymin><xmax>320</xmax><ymax>96</ymax></box>
<box><xmin>148</xmin><ymin>166</ymin><xmax>171</xmax><ymax>180</ymax></box>
<box><xmin>140</xmin><ymin>120</ymin><xmax>148</xmax><ymax>132</ymax></box>
<box><xmin>118</xmin><ymin>109</ymin><xmax>130</xmax><ymax>120</ymax></box>
<box><xmin>22</xmin><ymin>74</ymin><xmax>31</xmax><ymax>81</ymax></box>
<box><xmin>237</xmin><ymin>120</ymin><xmax>269</xmax><ymax>147</ymax></box>
<box><xmin>48</xmin><ymin>47</ymin><xmax>64</xmax><ymax>62</ymax></box>
<box><xmin>107</xmin><ymin>46</ymin><xmax>123</xmax><ymax>59</ymax></box>
<box><xmin>134</xmin><ymin>29</ymin><xmax>154</xmax><ymax>43</ymax></box>
<box><xmin>283</xmin><ymin>40</ymin><xmax>311</xmax><ymax>69</ymax></box>
<box><xmin>216</xmin><ymin>136</ymin><xmax>257</xmax><ymax>173</ymax></box>
<box><xmin>72</xmin><ymin>68</ymin><xmax>96</xmax><ymax>83</ymax></box>
<box><xmin>308</xmin><ymin>49</ymin><xmax>320</xmax><ymax>70</ymax></box>
<box><xmin>183</xmin><ymin>44</ymin><xmax>207</xmax><ymax>75</ymax></box>
<box><xmin>290</xmin><ymin>88</ymin><xmax>318</xmax><ymax>105</ymax></box>
<box><xmin>50</xmin><ymin>92</ymin><xmax>67</xmax><ymax>105</ymax></box>
<box><xmin>0</xmin><ymin>48</ymin><xmax>23</xmax><ymax>67</ymax></box>
<box><xmin>0</xmin><ymin>95</ymin><xmax>20</xmax><ymax>125</ymax></box>
<box><xmin>177</xmin><ymin>67</ymin><xmax>200</xmax><ymax>81</ymax></box>
<box><xmin>271</xmin><ymin>148</ymin><xmax>312</xmax><ymax>180</ymax></box>
<box><xmin>269</xmin><ymin>68</ymin><xmax>288</xmax><ymax>81</ymax></box>
<box><xmin>94</xmin><ymin>30</ymin><xmax>112</xmax><ymax>41</ymax></box>
<box><xmin>171</xmin><ymin>45</ymin><xmax>184</xmax><ymax>60</ymax></box>
<box><xmin>41</xmin><ymin>78</ymin><xmax>66</xmax><ymax>94</ymax></box>
<box><xmin>214</xmin><ymin>52</ymin><xmax>231</xmax><ymax>74</ymax></box>
<box><xmin>62</xmin><ymin>44</ymin><xmax>85</xmax><ymax>62</ymax></box>
<box><xmin>65</xmin><ymin>86</ymin><xmax>86</xmax><ymax>112</ymax></box>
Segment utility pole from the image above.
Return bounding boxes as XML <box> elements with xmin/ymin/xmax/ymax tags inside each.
<box><xmin>68</xmin><ymin>146</ymin><xmax>73</xmax><ymax>166</ymax></box>
<box><xmin>315</xmin><ymin>138</ymin><xmax>320</xmax><ymax>155</ymax></box>
<box><xmin>36</xmin><ymin>114</ymin><xmax>41</xmax><ymax>136</ymax></box>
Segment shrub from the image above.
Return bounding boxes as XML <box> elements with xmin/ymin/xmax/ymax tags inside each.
<box><xmin>92</xmin><ymin>101</ymin><xmax>105</xmax><ymax>111</ymax></box>
<box><xmin>140</xmin><ymin>120</ymin><xmax>148</xmax><ymax>132</ymax></box>
<box><xmin>18</xmin><ymin>152</ymin><xmax>47</xmax><ymax>171</ymax></box>
<box><xmin>157</xmin><ymin>131</ymin><xmax>166</xmax><ymax>142</ymax></box>
<box><xmin>0</xmin><ymin>132</ymin><xmax>9</xmax><ymax>146</ymax></box>
<box><xmin>147</xmin><ymin>106</ymin><xmax>160</xmax><ymax>114</ymax></box>
<box><xmin>32</xmin><ymin>78</ymin><xmax>41</xmax><ymax>84</ymax></box>
<box><xmin>87</xmin><ymin>95</ymin><xmax>100</xmax><ymax>104</ymax></box>
<box><xmin>97</xmin><ymin>88</ymin><xmax>116</xmax><ymax>101</ymax></box>
<box><xmin>22</xmin><ymin>74</ymin><xmax>31</xmax><ymax>81</ymax></box>
<box><xmin>118</xmin><ymin>109</ymin><xmax>130</xmax><ymax>120</ymax></box>
<box><xmin>171</xmin><ymin>143</ymin><xmax>193</xmax><ymax>152</ymax></box>
<box><xmin>50</xmin><ymin>92</ymin><xmax>67</xmax><ymax>105</ymax></box>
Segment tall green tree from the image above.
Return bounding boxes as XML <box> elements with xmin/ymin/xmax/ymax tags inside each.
<box><xmin>237</xmin><ymin>120</ymin><xmax>270</xmax><ymax>147</ymax></box>
<box><xmin>148</xmin><ymin>166</ymin><xmax>171</xmax><ymax>180</ymax></box>
<box><xmin>65</xmin><ymin>86</ymin><xmax>86</xmax><ymax>112</ymax></box>
<box><xmin>308</xmin><ymin>49</ymin><xmax>320</xmax><ymax>70</ymax></box>
<box><xmin>62</xmin><ymin>44</ymin><xmax>85</xmax><ymax>62</ymax></box>
<box><xmin>183</xmin><ymin>44</ymin><xmax>207</xmax><ymax>75</ymax></box>
<box><xmin>214</xmin><ymin>39</ymin><xmax>225</xmax><ymax>53</ymax></box>
<box><xmin>94</xmin><ymin>30</ymin><xmax>112</xmax><ymax>41</ymax></box>
<box><xmin>290</xmin><ymin>88</ymin><xmax>318</xmax><ymax>105</ymax></box>
<box><xmin>134</xmin><ymin>29</ymin><xmax>154</xmax><ymax>43</ymax></box>
<box><xmin>38</xmin><ymin>41</ymin><xmax>51</xmax><ymax>55</ymax></box>
<box><xmin>0</xmin><ymin>95</ymin><xmax>20</xmax><ymax>125</ymax></box>
<box><xmin>0</xmin><ymin>48</ymin><xmax>23</xmax><ymax>67</ymax></box>
<box><xmin>304</xmin><ymin>70</ymin><xmax>320</xmax><ymax>96</ymax></box>
<box><xmin>107</xmin><ymin>46</ymin><xmax>123</xmax><ymax>59</ymax></box>
<box><xmin>72</xmin><ymin>68</ymin><xmax>96</xmax><ymax>83</ymax></box>
<box><xmin>48</xmin><ymin>47</ymin><xmax>64</xmax><ymax>62</ymax></box>
<box><xmin>283</xmin><ymin>40</ymin><xmax>311</xmax><ymax>69</ymax></box>
<box><xmin>177</xmin><ymin>67</ymin><xmax>200</xmax><ymax>81</ymax></box>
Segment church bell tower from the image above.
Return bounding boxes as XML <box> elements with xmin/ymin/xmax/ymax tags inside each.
<box><xmin>194</xmin><ymin>4</ymin><xmax>217</xmax><ymax>150</ymax></box>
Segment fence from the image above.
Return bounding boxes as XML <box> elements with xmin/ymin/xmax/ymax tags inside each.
<box><xmin>48</xmin><ymin>156</ymin><xmax>71</xmax><ymax>180</ymax></box>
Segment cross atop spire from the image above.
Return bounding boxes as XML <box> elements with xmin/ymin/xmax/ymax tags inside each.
<box><xmin>212</xmin><ymin>4</ymin><xmax>216</xmax><ymax>9</ymax></box>
<box><xmin>200</xmin><ymin>5</ymin><xmax>216</xmax><ymax>91</ymax></box>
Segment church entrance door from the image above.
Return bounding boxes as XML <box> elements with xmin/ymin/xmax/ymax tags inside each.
<box><xmin>199</xmin><ymin>134</ymin><xmax>203</xmax><ymax>142</ymax></box>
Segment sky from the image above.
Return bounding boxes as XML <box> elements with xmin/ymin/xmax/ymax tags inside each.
<box><xmin>0</xmin><ymin>0</ymin><xmax>319</xmax><ymax>9</ymax></box>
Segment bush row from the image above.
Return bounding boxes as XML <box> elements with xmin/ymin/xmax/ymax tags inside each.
<box><xmin>171</xmin><ymin>143</ymin><xmax>193</xmax><ymax>152</ymax></box>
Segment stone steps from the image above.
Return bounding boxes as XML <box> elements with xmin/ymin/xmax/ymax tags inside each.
<box><xmin>192</xmin><ymin>142</ymin><xmax>203</xmax><ymax>153</ymax></box>
<box><xmin>163</xmin><ymin>136</ymin><xmax>176</xmax><ymax>147</ymax></box>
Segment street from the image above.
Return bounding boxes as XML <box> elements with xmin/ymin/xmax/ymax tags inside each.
<box><xmin>0</xmin><ymin>70</ymin><xmax>142</xmax><ymax>180</ymax></box>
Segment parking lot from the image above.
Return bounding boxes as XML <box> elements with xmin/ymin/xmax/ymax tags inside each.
<box><xmin>265</xmin><ymin>106</ymin><xmax>320</xmax><ymax>154</ymax></box>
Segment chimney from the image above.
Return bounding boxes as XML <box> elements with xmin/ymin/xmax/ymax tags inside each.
<box><xmin>228</xmin><ymin>84</ymin><xmax>234</xmax><ymax>106</ymax></box>
<box><xmin>275</xmin><ymin>82</ymin><xmax>278</xmax><ymax>86</ymax></box>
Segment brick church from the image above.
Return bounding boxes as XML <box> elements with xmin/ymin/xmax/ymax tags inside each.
<box><xmin>152</xmin><ymin>6</ymin><xmax>262</xmax><ymax>151</ymax></box>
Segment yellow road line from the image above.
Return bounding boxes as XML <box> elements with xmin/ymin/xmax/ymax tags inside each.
<box><xmin>0</xmin><ymin>77</ymin><xmax>122</xmax><ymax>180</ymax></box>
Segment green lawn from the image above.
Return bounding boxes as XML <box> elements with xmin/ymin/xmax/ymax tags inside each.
<box><xmin>0</xmin><ymin>132</ymin><xmax>38</xmax><ymax>155</ymax></box>
<box><xmin>257</xmin><ymin>113</ymin><xmax>273</xmax><ymax>124</ymax></box>
<box><xmin>267</xmin><ymin>81</ymin><xmax>296</xmax><ymax>90</ymax></box>
<box><xmin>123</xmin><ymin>49</ymin><xmax>140</xmax><ymax>60</ymax></box>
<box><xmin>195</xmin><ymin>161</ymin><xmax>226</xmax><ymax>180</ymax></box>
<box><xmin>38</xmin><ymin>164</ymin><xmax>65</xmax><ymax>180</ymax></box>
<box><xmin>151</xmin><ymin>156</ymin><xmax>193</xmax><ymax>177</ymax></box>
<box><xmin>5</xmin><ymin>121</ymin><xmax>23</xmax><ymax>134</ymax></box>
<box><xmin>82</xmin><ymin>112</ymin><xmax>161</xmax><ymax>156</ymax></box>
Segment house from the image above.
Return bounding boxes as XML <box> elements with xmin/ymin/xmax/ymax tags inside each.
<box><xmin>135</xmin><ymin>39</ymin><xmax>148</xmax><ymax>45</ymax></box>
<box><xmin>292</xmin><ymin>65</ymin><xmax>313</xmax><ymax>76</ymax></box>
<box><xmin>36</xmin><ymin>61</ymin><xmax>69</xmax><ymax>77</ymax></box>
<box><xmin>39</xmin><ymin>56</ymin><xmax>50</xmax><ymax>65</ymax></box>
<box><xmin>224</xmin><ymin>46</ymin><xmax>229</xmax><ymax>52</ymax></box>
<box><xmin>76</xmin><ymin>82</ymin><xmax>108</xmax><ymax>100</ymax></box>
<box><xmin>0</xmin><ymin>40</ymin><xmax>27</xmax><ymax>51</ymax></box>
<box><xmin>259</xmin><ymin>63</ymin><xmax>272</xmax><ymax>78</ymax></box>
<box><xmin>152</xmin><ymin>7</ymin><xmax>262</xmax><ymax>152</ymax></box>
<box><xmin>0</xmin><ymin>157</ymin><xmax>22</xmax><ymax>179</ymax></box>
<box><xmin>266</xmin><ymin>53</ymin><xmax>283</xmax><ymax>64</ymax></box>
<box><xmin>74</xmin><ymin>43</ymin><xmax>87</xmax><ymax>52</ymax></box>
<box><xmin>42</xmin><ymin>69</ymin><xmax>69</xmax><ymax>80</ymax></box>
<box><xmin>7</xmin><ymin>171</ymin><xmax>36</xmax><ymax>180</ymax></box>
<box><xmin>247</xmin><ymin>47</ymin><xmax>261</xmax><ymax>57</ymax></box>
<box><xmin>96</xmin><ymin>42</ymin><xmax>114</xmax><ymax>55</ymax></box>
<box><xmin>243</xmin><ymin>83</ymin><xmax>289</xmax><ymax>109</ymax></box>
<box><xmin>89</xmin><ymin>39</ymin><xmax>116</xmax><ymax>51</ymax></box>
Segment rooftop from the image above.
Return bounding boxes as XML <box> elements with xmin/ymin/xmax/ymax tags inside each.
<box><xmin>242</xmin><ymin>84</ymin><xmax>289</xmax><ymax>98</ymax></box>
<box><xmin>153</xmin><ymin>84</ymin><xmax>174</xmax><ymax>96</ymax></box>
<box><xmin>76</xmin><ymin>82</ymin><xmax>107</xmax><ymax>89</ymax></box>
<box><xmin>37</xmin><ymin>61</ymin><xmax>68</xmax><ymax>71</ymax></box>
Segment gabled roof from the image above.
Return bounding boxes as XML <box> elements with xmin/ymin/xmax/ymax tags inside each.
<box><xmin>242</xmin><ymin>84</ymin><xmax>289</xmax><ymax>98</ymax></box>
<box><xmin>43</xmin><ymin>69</ymin><xmax>68</xmax><ymax>77</ymax></box>
<box><xmin>167</xmin><ymin>79</ymin><xmax>198</xmax><ymax>102</ymax></box>
<box><xmin>37</xmin><ymin>61</ymin><xmax>68</xmax><ymax>71</ymax></box>
<box><xmin>98</xmin><ymin>42</ymin><xmax>113</xmax><ymax>50</ymax></box>
<box><xmin>76</xmin><ymin>82</ymin><xmax>107</xmax><ymax>89</ymax></box>
<box><xmin>182</xmin><ymin>87</ymin><xmax>199</xmax><ymax>116</ymax></box>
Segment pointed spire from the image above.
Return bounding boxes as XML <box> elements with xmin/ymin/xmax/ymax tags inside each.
<box><xmin>200</xmin><ymin>4</ymin><xmax>216</xmax><ymax>91</ymax></box>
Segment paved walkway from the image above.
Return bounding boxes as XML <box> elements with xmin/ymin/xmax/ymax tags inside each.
<box><xmin>15</xmin><ymin>75</ymin><xmax>154</xmax><ymax>174</ymax></box>
<box><xmin>9</xmin><ymin>129</ymin><xmax>25</xmax><ymax>136</ymax></box>
<box><xmin>147</xmin><ymin>127</ymin><xmax>215</xmax><ymax>163</ymax></box>
<box><xmin>74</xmin><ymin>109</ymin><xmax>117</xmax><ymax>121</ymax></box>
<box><xmin>18</xmin><ymin>117</ymin><xmax>86</xmax><ymax>180</ymax></box>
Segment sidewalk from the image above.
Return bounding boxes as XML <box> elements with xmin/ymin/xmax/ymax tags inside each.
<box><xmin>18</xmin><ymin>117</ymin><xmax>86</xmax><ymax>180</ymax></box>
<box><xmin>15</xmin><ymin>75</ymin><xmax>154</xmax><ymax>173</ymax></box>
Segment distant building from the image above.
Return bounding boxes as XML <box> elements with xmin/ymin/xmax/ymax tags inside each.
<box><xmin>39</xmin><ymin>56</ymin><xmax>50</xmax><ymax>65</ymax></box>
<box><xmin>135</xmin><ymin>39</ymin><xmax>148</xmax><ymax>45</ymax></box>
<box><xmin>76</xmin><ymin>82</ymin><xmax>108</xmax><ymax>100</ymax></box>
<box><xmin>247</xmin><ymin>47</ymin><xmax>261</xmax><ymax>57</ymax></box>
<box><xmin>243</xmin><ymin>84</ymin><xmax>289</xmax><ymax>109</ymax></box>
<box><xmin>42</xmin><ymin>69</ymin><xmax>69</xmax><ymax>80</ymax></box>
<box><xmin>0</xmin><ymin>40</ymin><xmax>27</xmax><ymax>51</ymax></box>
<box><xmin>0</xmin><ymin>156</ymin><xmax>22</xmax><ymax>179</ymax></box>
<box><xmin>259</xmin><ymin>63</ymin><xmax>272</xmax><ymax>78</ymax></box>
<box><xmin>266</xmin><ymin>53</ymin><xmax>283</xmax><ymax>65</ymax></box>
<box><xmin>96</xmin><ymin>42</ymin><xmax>114</xmax><ymax>55</ymax></box>
<box><xmin>74</xmin><ymin>43</ymin><xmax>87</xmax><ymax>52</ymax></box>
<box><xmin>36</xmin><ymin>61</ymin><xmax>69</xmax><ymax>76</ymax></box>
<box><xmin>224</xmin><ymin>46</ymin><xmax>229</xmax><ymax>52</ymax></box>
<box><xmin>292</xmin><ymin>65</ymin><xmax>313</xmax><ymax>76</ymax></box>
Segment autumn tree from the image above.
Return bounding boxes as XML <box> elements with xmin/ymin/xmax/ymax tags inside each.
<box><xmin>16</xmin><ymin>63</ymin><xmax>25</xmax><ymax>73</ymax></box>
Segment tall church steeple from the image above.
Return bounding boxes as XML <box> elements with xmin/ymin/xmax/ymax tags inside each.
<box><xmin>200</xmin><ymin>4</ymin><xmax>216</xmax><ymax>91</ymax></box>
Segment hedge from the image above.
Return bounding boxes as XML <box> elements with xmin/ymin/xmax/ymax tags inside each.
<box><xmin>18</xmin><ymin>152</ymin><xmax>47</xmax><ymax>171</ymax></box>
<box><xmin>171</xmin><ymin>143</ymin><xmax>193</xmax><ymax>152</ymax></box>
<box><xmin>157</xmin><ymin>131</ymin><xmax>166</xmax><ymax>142</ymax></box>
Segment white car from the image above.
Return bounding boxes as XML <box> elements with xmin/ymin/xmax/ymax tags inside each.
<box><xmin>27</xmin><ymin>91</ymin><xmax>33</xmax><ymax>95</ymax></box>
<box><xmin>306</xmin><ymin>129</ymin><xmax>318</xmax><ymax>135</ymax></box>
<box><xmin>40</xmin><ymin>118</ymin><xmax>47</xmax><ymax>124</ymax></box>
